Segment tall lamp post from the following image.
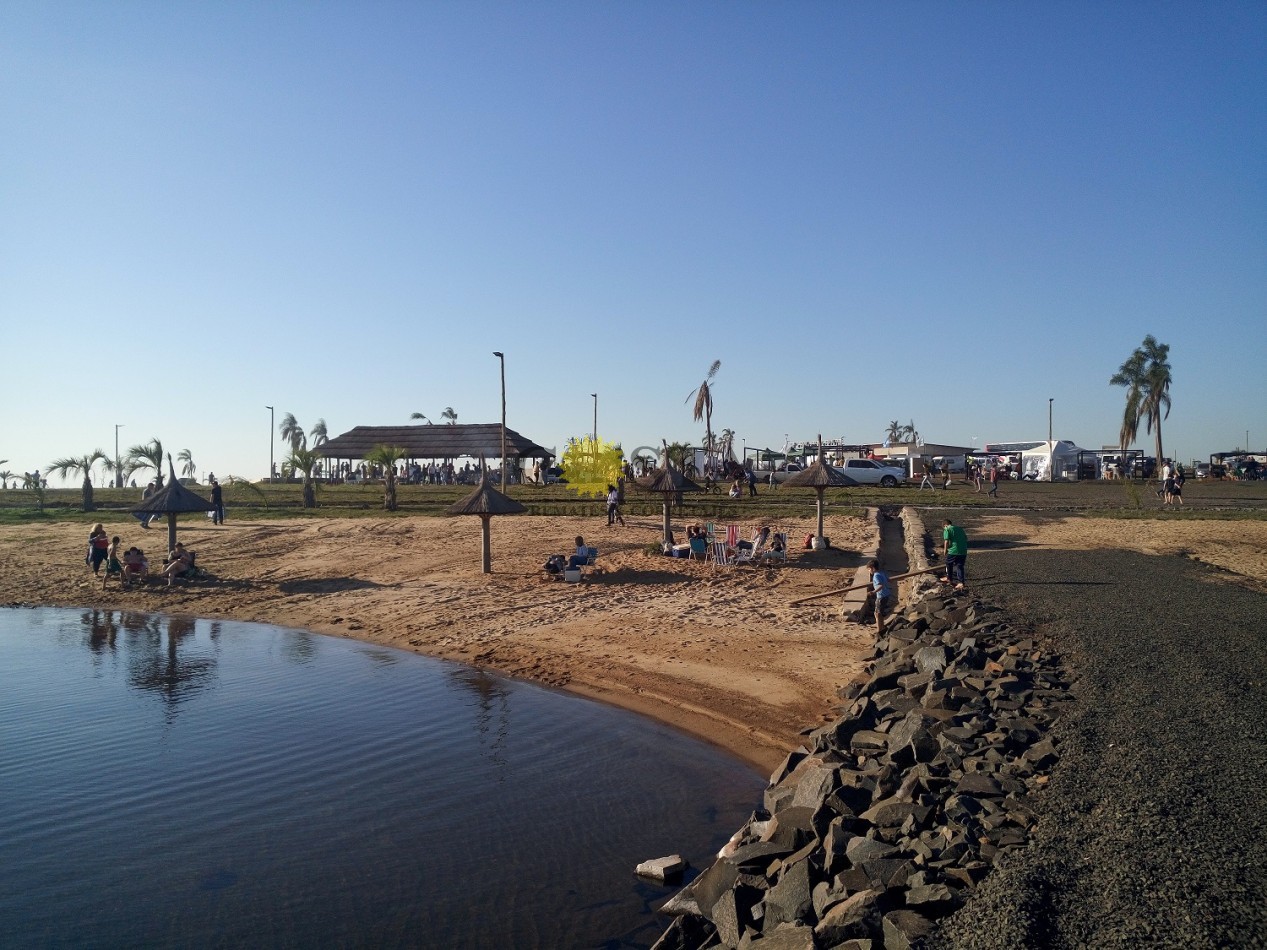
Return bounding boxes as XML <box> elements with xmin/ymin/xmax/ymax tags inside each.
<box><xmin>114</xmin><ymin>424</ymin><xmax>124</xmax><ymax>488</ymax></box>
<box><xmin>493</xmin><ymin>352</ymin><xmax>506</xmax><ymax>492</ymax></box>
<box><xmin>591</xmin><ymin>393</ymin><xmax>597</xmax><ymax>443</ymax></box>
<box><xmin>1048</xmin><ymin>398</ymin><xmax>1054</xmax><ymax>482</ymax></box>
<box><xmin>266</xmin><ymin>405</ymin><xmax>275</xmax><ymax>484</ymax></box>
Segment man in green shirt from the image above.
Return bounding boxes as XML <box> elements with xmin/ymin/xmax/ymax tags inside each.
<box><xmin>942</xmin><ymin>518</ymin><xmax>968</xmax><ymax>590</ymax></box>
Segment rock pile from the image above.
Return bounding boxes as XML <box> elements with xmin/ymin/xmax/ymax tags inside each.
<box><xmin>652</xmin><ymin>590</ymin><xmax>1073</xmax><ymax>950</ymax></box>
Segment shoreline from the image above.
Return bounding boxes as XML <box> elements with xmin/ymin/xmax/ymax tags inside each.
<box><xmin>3</xmin><ymin>511</ymin><xmax>1266</xmax><ymax>771</ymax></box>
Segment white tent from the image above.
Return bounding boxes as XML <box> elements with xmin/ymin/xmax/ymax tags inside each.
<box><xmin>1021</xmin><ymin>440</ymin><xmax>1089</xmax><ymax>481</ymax></box>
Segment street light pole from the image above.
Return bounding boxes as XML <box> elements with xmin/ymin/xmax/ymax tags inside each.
<box><xmin>114</xmin><ymin>424</ymin><xmax>124</xmax><ymax>488</ymax></box>
<box><xmin>493</xmin><ymin>352</ymin><xmax>506</xmax><ymax>492</ymax></box>
<box><xmin>591</xmin><ymin>393</ymin><xmax>598</xmax><ymax>444</ymax></box>
<box><xmin>266</xmin><ymin>406</ymin><xmax>275</xmax><ymax>484</ymax></box>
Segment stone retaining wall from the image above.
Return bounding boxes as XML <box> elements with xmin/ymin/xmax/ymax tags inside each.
<box><xmin>652</xmin><ymin>509</ymin><xmax>1073</xmax><ymax>950</ymax></box>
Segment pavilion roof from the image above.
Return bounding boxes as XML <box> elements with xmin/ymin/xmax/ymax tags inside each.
<box><xmin>315</xmin><ymin>424</ymin><xmax>553</xmax><ymax>461</ymax></box>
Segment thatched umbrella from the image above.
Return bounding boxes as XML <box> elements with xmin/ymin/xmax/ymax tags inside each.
<box><xmin>130</xmin><ymin>456</ymin><xmax>216</xmax><ymax>553</ymax></box>
<box><xmin>782</xmin><ymin>436</ymin><xmax>857</xmax><ymax>548</ymax></box>
<box><xmin>635</xmin><ymin>442</ymin><xmax>702</xmax><ymax>545</ymax></box>
<box><xmin>445</xmin><ymin>460</ymin><xmax>527</xmax><ymax>573</ymax></box>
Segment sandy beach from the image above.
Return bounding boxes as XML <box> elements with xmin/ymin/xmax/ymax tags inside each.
<box><xmin>3</xmin><ymin>510</ymin><xmax>1265</xmax><ymax>771</ymax></box>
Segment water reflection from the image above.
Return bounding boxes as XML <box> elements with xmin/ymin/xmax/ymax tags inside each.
<box><xmin>280</xmin><ymin>627</ymin><xmax>318</xmax><ymax>665</ymax></box>
<box><xmin>449</xmin><ymin>668</ymin><xmax>511</xmax><ymax>775</ymax></box>
<box><xmin>120</xmin><ymin>614</ymin><xmax>220</xmax><ymax>719</ymax></box>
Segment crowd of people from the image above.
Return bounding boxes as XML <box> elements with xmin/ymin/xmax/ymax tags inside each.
<box><xmin>86</xmin><ymin>522</ymin><xmax>198</xmax><ymax>588</ymax></box>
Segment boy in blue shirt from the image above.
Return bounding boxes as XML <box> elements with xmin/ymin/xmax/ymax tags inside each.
<box><xmin>867</xmin><ymin>559</ymin><xmax>893</xmax><ymax>634</ymax></box>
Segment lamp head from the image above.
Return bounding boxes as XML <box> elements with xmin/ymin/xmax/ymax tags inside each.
<box><xmin>493</xmin><ymin>351</ymin><xmax>503</xmax><ymax>358</ymax></box>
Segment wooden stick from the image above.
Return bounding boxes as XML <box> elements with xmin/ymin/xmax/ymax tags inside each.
<box><xmin>788</xmin><ymin>564</ymin><xmax>944</xmax><ymax>606</ymax></box>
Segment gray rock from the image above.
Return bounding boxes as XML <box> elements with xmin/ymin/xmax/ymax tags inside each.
<box><xmin>657</xmin><ymin>887</ymin><xmax>701</xmax><ymax>917</ymax></box>
<box><xmin>845</xmin><ymin>835</ymin><xmax>898</xmax><ymax>865</ymax></box>
<box><xmin>637</xmin><ymin>854</ymin><xmax>688</xmax><ymax>882</ymax></box>
<box><xmin>747</xmin><ymin>923</ymin><xmax>817</xmax><ymax>949</ymax></box>
<box><xmin>955</xmin><ymin>773</ymin><xmax>1003</xmax><ymax>797</ymax></box>
<box><xmin>860</xmin><ymin>797</ymin><xmax>917</xmax><ymax>827</ymax></box>
<box><xmin>813</xmin><ymin>888</ymin><xmax>883</xmax><ymax>945</ymax></box>
<box><xmin>690</xmin><ymin>859</ymin><xmax>740</xmax><ymax>916</ymax></box>
<box><xmin>882</xmin><ymin>909</ymin><xmax>935</xmax><ymax>949</ymax></box>
<box><xmin>763</xmin><ymin>859</ymin><xmax>813</xmax><ymax>930</ymax></box>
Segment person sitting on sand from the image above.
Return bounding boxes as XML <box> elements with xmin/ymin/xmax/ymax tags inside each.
<box><xmin>162</xmin><ymin>542</ymin><xmax>195</xmax><ymax>585</ymax></box>
<box><xmin>122</xmin><ymin>547</ymin><xmax>149</xmax><ymax>584</ymax></box>
<box><xmin>729</xmin><ymin>478</ymin><xmax>743</xmax><ymax>499</ymax></box>
<box><xmin>568</xmin><ymin>536</ymin><xmax>590</xmax><ymax>570</ymax></box>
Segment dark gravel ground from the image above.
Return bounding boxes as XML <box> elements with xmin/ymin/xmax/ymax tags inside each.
<box><xmin>929</xmin><ymin>536</ymin><xmax>1267</xmax><ymax>949</ymax></box>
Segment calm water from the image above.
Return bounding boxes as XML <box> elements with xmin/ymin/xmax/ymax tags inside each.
<box><xmin>0</xmin><ymin>608</ymin><xmax>763</xmax><ymax>949</ymax></box>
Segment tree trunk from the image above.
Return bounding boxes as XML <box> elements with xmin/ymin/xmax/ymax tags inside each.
<box><xmin>384</xmin><ymin>474</ymin><xmax>397</xmax><ymax>511</ymax></box>
<box><xmin>81</xmin><ymin>476</ymin><xmax>94</xmax><ymax>513</ymax></box>
<box><xmin>662</xmin><ymin>498</ymin><xmax>672</xmax><ymax>544</ymax></box>
<box><xmin>816</xmin><ymin>492</ymin><xmax>826</xmax><ymax>544</ymax></box>
<box><xmin>481</xmin><ymin>516</ymin><xmax>492</xmax><ymax>574</ymax></box>
<box><xmin>303</xmin><ymin>478</ymin><xmax>315</xmax><ymax>508</ymax></box>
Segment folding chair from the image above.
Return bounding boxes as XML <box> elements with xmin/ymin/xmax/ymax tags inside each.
<box><xmin>710</xmin><ymin>540</ymin><xmax>733</xmax><ymax>569</ymax></box>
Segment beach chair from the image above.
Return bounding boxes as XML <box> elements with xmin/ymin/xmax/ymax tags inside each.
<box><xmin>688</xmin><ymin>536</ymin><xmax>708</xmax><ymax>561</ymax></box>
<box><xmin>710</xmin><ymin>541</ymin><xmax>733</xmax><ymax>570</ymax></box>
<box><xmin>725</xmin><ymin>525</ymin><xmax>739</xmax><ymax>548</ymax></box>
<box><xmin>704</xmin><ymin>522</ymin><xmax>717</xmax><ymax>544</ymax></box>
<box><xmin>734</xmin><ymin>531</ymin><xmax>768</xmax><ymax>566</ymax></box>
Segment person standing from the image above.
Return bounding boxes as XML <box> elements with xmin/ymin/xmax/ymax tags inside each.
<box><xmin>747</xmin><ymin>467</ymin><xmax>758</xmax><ymax>497</ymax></box>
<box><xmin>942</xmin><ymin>518</ymin><xmax>968</xmax><ymax>590</ymax></box>
<box><xmin>605</xmin><ymin>484</ymin><xmax>624</xmax><ymax>527</ymax></box>
<box><xmin>140</xmin><ymin>482</ymin><xmax>156</xmax><ymax>528</ymax></box>
<box><xmin>988</xmin><ymin>463</ymin><xmax>1000</xmax><ymax>498</ymax></box>
<box><xmin>919</xmin><ymin>460</ymin><xmax>935</xmax><ymax>491</ymax></box>
<box><xmin>87</xmin><ymin>523</ymin><xmax>110</xmax><ymax>574</ymax></box>
<box><xmin>210</xmin><ymin>477</ymin><xmax>225</xmax><ymax>525</ymax></box>
<box><xmin>866</xmin><ymin>559</ymin><xmax>894</xmax><ymax>634</ymax></box>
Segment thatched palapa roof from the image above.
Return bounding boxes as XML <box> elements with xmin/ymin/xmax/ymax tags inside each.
<box><xmin>446</xmin><ymin>472</ymin><xmax>528</xmax><ymax>517</ymax></box>
<box><xmin>781</xmin><ymin>461</ymin><xmax>858</xmax><ymax>489</ymax></box>
<box><xmin>316</xmin><ymin>424</ymin><xmax>553</xmax><ymax>461</ymax></box>
<box><xmin>131</xmin><ymin>477</ymin><xmax>217</xmax><ymax>515</ymax></box>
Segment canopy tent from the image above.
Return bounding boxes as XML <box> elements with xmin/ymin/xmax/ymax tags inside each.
<box><xmin>315</xmin><ymin>424</ymin><xmax>553</xmax><ymax>467</ymax></box>
<box><xmin>1020</xmin><ymin>440</ymin><xmax>1090</xmax><ymax>481</ymax></box>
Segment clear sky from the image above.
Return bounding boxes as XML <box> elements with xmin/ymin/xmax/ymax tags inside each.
<box><xmin>3</xmin><ymin>1</ymin><xmax>1264</xmax><ymax>485</ymax></box>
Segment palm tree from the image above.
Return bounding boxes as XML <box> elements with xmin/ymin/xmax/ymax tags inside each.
<box><xmin>0</xmin><ymin>469</ymin><xmax>13</xmax><ymax>489</ymax></box>
<box><xmin>1139</xmin><ymin>336</ymin><xmax>1172</xmax><ymax>465</ymax></box>
<box><xmin>686</xmin><ymin>360</ymin><xmax>721</xmax><ymax>470</ymax></box>
<box><xmin>440</xmin><ymin>407</ymin><xmax>458</xmax><ymax>425</ymax></box>
<box><xmin>284</xmin><ymin>446</ymin><xmax>322</xmax><ymax>508</ymax></box>
<box><xmin>665</xmin><ymin>441</ymin><xmax>697</xmax><ymax>477</ymax></box>
<box><xmin>717</xmin><ymin>428</ymin><xmax>736</xmax><ymax>462</ymax></box>
<box><xmin>410</xmin><ymin>412</ymin><xmax>432</xmax><ymax>424</ymax></box>
<box><xmin>309</xmin><ymin>418</ymin><xmax>330</xmax><ymax>480</ymax></box>
<box><xmin>126</xmin><ymin>438</ymin><xmax>165</xmax><ymax>488</ymax></box>
<box><xmin>47</xmin><ymin>450</ymin><xmax>108</xmax><ymax>511</ymax></box>
<box><xmin>1111</xmin><ymin>341</ymin><xmax>1172</xmax><ymax>466</ymax></box>
<box><xmin>279</xmin><ymin>412</ymin><xmax>306</xmax><ymax>451</ymax></box>
<box><xmin>364</xmin><ymin>445</ymin><xmax>408</xmax><ymax>510</ymax></box>
<box><xmin>177</xmin><ymin>448</ymin><xmax>196</xmax><ymax>482</ymax></box>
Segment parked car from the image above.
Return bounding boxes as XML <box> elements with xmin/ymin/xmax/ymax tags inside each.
<box><xmin>832</xmin><ymin>458</ymin><xmax>907</xmax><ymax>487</ymax></box>
<box><xmin>768</xmin><ymin>462</ymin><xmax>804</xmax><ymax>485</ymax></box>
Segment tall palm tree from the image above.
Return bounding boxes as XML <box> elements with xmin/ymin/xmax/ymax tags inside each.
<box><xmin>284</xmin><ymin>446</ymin><xmax>322</xmax><ymax>508</ymax></box>
<box><xmin>1111</xmin><ymin>344</ymin><xmax>1154</xmax><ymax>464</ymax></box>
<box><xmin>410</xmin><ymin>412</ymin><xmax>432</xmax><ymax>424</ymax></box>
<box><xmin>686</xmin><ymin>360</ymin><xmax>721</xmax><ymax>469</ymax></box>
<box><xmin>717</xmin><ymin>428</ymin><xmax>736</xmax><ymax>462</ymax></box>
<box><xmin>177</xmin><ymin>448</ymin><xmax>196</xmax><ymax>481</ymax></box>
<box><xmin>1139</xmin><ymin>336</ymin><xmax>1172</xmax><ymax>464</ymax></box>
<box><xmin>126</xmin><ymin>438</ymin><xmax>165</xmax><ymax>488</ymax></box>
<box><xmin>364</xmin><ymin>445</ymin><xmax>408</xmax><ymax>510</ymax></box>
<box><xmin>440</xmin><ymin>407</ymin><xmax>458</xmax><ymax>425</ymax></box>
<box><xmin>47</xmin><ymin>450</ymin><xmax>108</xmax><ymax>511</ymax></box>
<box><xmin>279</xmin><ymin>412</ymin><xmax>306</xmax><ymax>451</ymax></box>
<box><xmin>309</xmin><ymin>418</ymin><xmax>330</xmax><ymax>481</ymax></box>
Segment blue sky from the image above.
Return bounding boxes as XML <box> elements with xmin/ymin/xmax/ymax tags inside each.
<box><xmin>3</xmin><ymin>1</ymin><xmax>1264</xmax><ymax>484</ymax></box>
